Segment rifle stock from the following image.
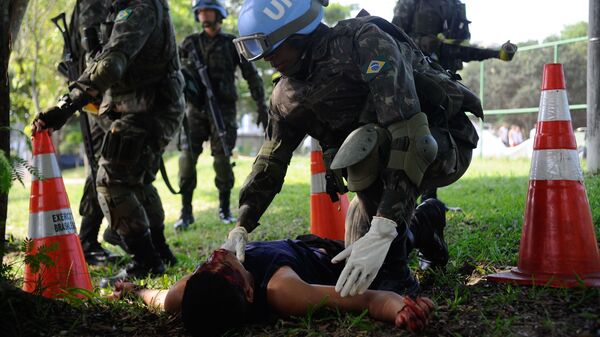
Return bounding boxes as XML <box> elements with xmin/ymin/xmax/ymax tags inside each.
<box><xmin>51</xmin><ymin>12</ymin><xmax>98</xmax><ymax>189</ymax></box>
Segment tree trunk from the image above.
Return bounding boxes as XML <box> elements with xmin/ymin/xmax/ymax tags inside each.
<box><xmin>1</xmin><ymin>0</ymin><xmax>30</xmax><ymax>263</ymax></box>
<box><xmin>588</xmin><ymin>0</ymin><xmax>600</xmax><ymax>174</ymax></box>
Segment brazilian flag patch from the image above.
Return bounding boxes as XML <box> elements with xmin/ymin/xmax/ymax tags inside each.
<box><xmin>363</xmin><ymin>57</ymin><xmax>390</xmax><ymax>80</ymax></box>
<box><xmin>115</xmin><ymin>8</ymin><xmax>133</xmax><ymax>22</ymax></box>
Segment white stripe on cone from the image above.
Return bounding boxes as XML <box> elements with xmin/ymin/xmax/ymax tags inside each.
<box><xmin>538</xmin><ymin>90</ymin><xmax>571</xmax><ymax>122</ymax></box>
<box><xmin>29</xmin><ymin>208</ymin><xmax>77</xmax><ymax>239</ymax></box>
<box><xmin>32</xmin><ymin>153</ymin><xmax>62</xmax><ymax>181</ymax></box>
<box><xmin>311</xmin><ymin>137</ymin><xmax>321</xmax><ymax>152</ymax></box>
<box><xmin>530</xmin><ymin>149</ymin><xmax>583</xmax><ymax>181</ymax></box>
<box><xmin>311</xmin><ymin>172</ymin><xmax>327</xmax><ymax>194</ymax></box>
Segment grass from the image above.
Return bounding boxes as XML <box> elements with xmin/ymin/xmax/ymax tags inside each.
<box><xmin>4</xmin><ymin>153</ymin><xmax>600</xmax><ymax>336</ymax></box>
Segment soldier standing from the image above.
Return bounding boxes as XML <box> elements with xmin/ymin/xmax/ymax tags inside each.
<box><xmin>33</xmin><ymin>0</ymin><xmax>183</xmax><ymax>281</ymax></box>
<box><xmin>392</xmin><ymin>0</ymin><xmax>517</xmax><ymax>73</ymax></box>
<box><xmin>223</xmin><ymin>0</ymin><xmax>483</xmax><ymax>296</ymax></box>
<box><xmin>173</xmin><ymin>0</ymin><xmax>268</xmax><ymax>230</ymax></box>
<box><xmin>393</xmin><ymin>0</ymin><xmax>516</xmax><ymax>201</ymax></box>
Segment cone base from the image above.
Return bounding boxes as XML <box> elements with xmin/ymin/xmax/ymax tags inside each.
<box><xmin>487</xmin><ymin>267</ymin><xmax>600</xmax><ymax>288</ymax></box>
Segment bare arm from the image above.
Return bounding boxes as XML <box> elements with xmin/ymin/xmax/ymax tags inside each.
<box><xmin>109</xmin><ymin>275</ymin><xmax>192</xmax><ymax>314</ymax></box>
<box><xmin>266</xmin><ymin>266</ymin><xmax>434</xmax><ymax>329</ymax></box>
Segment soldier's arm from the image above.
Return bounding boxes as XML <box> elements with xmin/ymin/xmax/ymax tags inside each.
<box><xmin>236</xmin><ymin>45</ymin><xmax>267</xmax><ymax>106</ymax></box>
<box><xmin>237</xmin><ymin>110</ymin><xmax>304</xmax><ymax>232</ymax></box>
<box><xmin>354</xmin><ymin>23</ymin><xmax>422</xmax><ymax>224</ymax></box>
<box><xmin>77</xmin><ymin>1</ymin><xmax>158</xmax><ymax>93</ymax></box>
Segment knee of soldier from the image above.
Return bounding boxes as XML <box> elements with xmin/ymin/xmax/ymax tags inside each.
<box><xmin>97</xmin><ymin>185</ymin><xmax>149</xmax><ymax>237</ymax></box>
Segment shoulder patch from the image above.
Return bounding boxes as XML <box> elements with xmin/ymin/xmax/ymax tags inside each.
<box><xmin>363</xmin><ymin>57</ymin><xmax>390</xmax><ymax>79</ymax></box>
<box><xmin>115</xmin><ymin>8</ymin><xmax>133</xmax><ymax>23</ymax></box>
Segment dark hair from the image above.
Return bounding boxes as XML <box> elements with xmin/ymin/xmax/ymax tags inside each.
<box><xmin>181</xmin><ymin>268</ymin><xmax>250</xmax><ymax>337</ymax></box>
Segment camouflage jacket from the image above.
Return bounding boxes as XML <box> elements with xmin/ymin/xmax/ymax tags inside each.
<box><xmin>77</xmin><ymin>0</ymin><xmax>182</xmax><ymax>114</ymax></box>
<box><xmin>180</xmin><ymin>31</ymin><xmax>266</xmax><ymax>107</ymax></box>
<box><xmin>238</xmin><ymin>20</ymin><xmax>425</xmax><ymax>232</ymax></box>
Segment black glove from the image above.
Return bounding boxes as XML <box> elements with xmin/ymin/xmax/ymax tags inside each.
<box><xmin>34</xmin><ymin>104</ymin><xmax>75</xmax><ymax>131</ymax></box>
<box><xmin>256</xmin><ymin>103</ymin><xmax>269</xmax><ymax>129</ymax></box>
<box><xmin>33</xmin><ymin>88</ymin><xmax>92</xmax><ymax>131</ymax></box>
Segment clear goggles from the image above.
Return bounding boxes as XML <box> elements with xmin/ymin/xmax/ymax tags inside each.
<box><xmin>233</xmin><ymin>0</ymin><xmax>324</xmax><ymax>61</ymax></box>
<box><xmin>233</xmin><ymin>34</ymin><xmax>275</xmax><ymax>61</ymax></box>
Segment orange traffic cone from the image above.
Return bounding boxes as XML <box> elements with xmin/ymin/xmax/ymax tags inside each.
<box><xmin>23</xmin><ymin>130</ymin><xmax>92</xmax><ymax>297</ymax></box>
<box><xmin>488</xmin><ymin>64</ymin><xmax>600</xmax><ymax>287</ymax></box>
<box><xmin>310</xmin><ymin>138</ymin><xmax>349</xmax><ymax>240</ymax></box>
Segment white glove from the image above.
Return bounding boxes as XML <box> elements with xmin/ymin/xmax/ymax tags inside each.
<box><xmin>221</xmin><ymin>226</ymin><xmax>248</xmax><ymax>262</ymax></box>
<box><xmin>332</xmin><ymin>216</ymin><xmax>397</xmax><ymax>297</ymax></box>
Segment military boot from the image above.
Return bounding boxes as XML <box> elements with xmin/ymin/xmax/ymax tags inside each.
<box><xmin>80</xmin><ymin>215</ymin><xmax>120</xmax><ymax>265</ymax></box>
<box><xmin>103</xmin><ymin>226</ymin><xmax>130</xmax><ymax>254</ymax></box>
<box><xmin>218</xmin><ymin>190</ymin><xmax>236</xmax><ymax>224</ymax></box>
<box><xmin>100</xmin><ymin>231</ymin><xmax>166</xmax><ymax>287</ymax></box>
<box><xmin>151</xmin><ymin>225</ymin><xmax>178</xmax><ymax>266</ymax></box>
<box><xmin>410</xmin><ymin>198</ymin><xmax>449</xmax><ymax>270</ymax></box>
<box><xmin>174</xmin><ymin>191</ymin><xmax>195</xmax><ymax>231</ymax></box>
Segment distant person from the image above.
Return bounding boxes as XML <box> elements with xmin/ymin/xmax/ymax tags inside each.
<box><xmin>508</xmin><ymin>125</ymin><xmax>523</xmax><ymax>147</ymax></box>
<box><xmin>174</xmin><ymin>0</ymin><xmax>268</xmax><ymax>230</ymax></box>
<box><xmin>498</xmin><ymin>124</ymin><xmax>509</xmax><ymax>147</ymax></box>
<box><xmin>109</xmin><ymin>237</ymin><xmax>435</xmax><ymax>336</ymax></box>
<box><xmin>393</xmin><ymin>0</ymin><xmax>517</xmax><ymax>204</ymax></box>
<box><xmin>392</xmin><ymin>0</ymin><xmax>517</xmax><ymax>73</ymax></box>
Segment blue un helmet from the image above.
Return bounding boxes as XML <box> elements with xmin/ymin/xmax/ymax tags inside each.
<box><xmin>233</xmin><ymin>0</ymin><xmax>328</xmax><ymax>61</ymax></box>
<box><xmin>192</xmin><ymin>0</ymin><xmax>228</xmax><ymax>22</ymax></box>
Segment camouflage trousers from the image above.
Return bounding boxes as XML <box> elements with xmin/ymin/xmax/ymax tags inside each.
<box><xmin>96</xmin><ymin>103</ymin><xmax>183</xmax><ymax>238</ymax></box>
<box><xmin>178</xmin><ymin>102</ymin><xmax>237</xmax><ymax>195</ymax></box>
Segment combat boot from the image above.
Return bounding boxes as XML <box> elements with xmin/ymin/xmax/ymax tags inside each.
<box><xmin>151</xmin><ymin>225</ymin><xmax>178</xmax><ymax>266</ymax></box>
<box><xmin>80</xmin><ymin>216</ymin><xmax>120</xmax><ymax>265</ymax></box>
<box><xmin>103</xmin><ymin>227</ymin><xmax>130</xmax><ymax>254</ymax></box>
<box><xmin>174</xmin><ymin>192</ymin><xmax>194</xmax><ymax>231</ymax></box>
<box><xmin>410</xmin><ymin>198</ymin><xmax>449</xmax><ymax>270</ymax></box>
<box><xmin>100</xmin><ymin>231</ymin><xmax>165</xmax><ymax>287</ymax></box>
<box><xmin>218</xmin><ymin>190</ymin><xmax>236</xmax><ymax>224</ymax></box>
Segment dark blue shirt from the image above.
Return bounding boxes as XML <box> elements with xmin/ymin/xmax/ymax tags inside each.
<box><xmin>242</xmin><ymin>239</ymin><xmax>343</xmax><ymax>323</ymax></box>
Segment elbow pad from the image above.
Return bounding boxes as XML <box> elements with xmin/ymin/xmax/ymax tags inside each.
<box><xmin>387</xmin><ymin>112</ymin><xmax>437</xmax><ymax>186</ymax></box>
<box><xmin>90</xmin><ymin>51</ymin><xmax>128</xmax><ymax>92</ymax></box>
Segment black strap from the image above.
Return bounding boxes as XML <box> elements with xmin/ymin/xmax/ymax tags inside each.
<box><xmin>160</xmin><ymin>114</ymin><xmax>194</xmax><ymax>195</ymax></box>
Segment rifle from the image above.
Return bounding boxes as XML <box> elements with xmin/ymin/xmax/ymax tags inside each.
<box><xmin>187</xmin><ymin>41</ymin><xmax>231</xmax><ymax>157</ymax></box>
<box><xmin>51</xmin><ymin>12</ymin><xmax>98</xmax><ymax>192</ymax></box>
<box><xmin>438</xmin><ymin>41</ymin><xmax>518</xmax><ymax>73</ymax></box>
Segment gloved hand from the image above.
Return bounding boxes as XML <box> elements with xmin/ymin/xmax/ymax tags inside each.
<box><xmin>256</xmin><ymin>102</ymin><xmax>269</xmax><ymax>129</ymax></box>
<box><xmin>332</xmin><ymin>216</ymin><xmax>398</xmax><ymax>297</ymax></box>
<box><xmin>221</xmin><ymin>226</ymin><xmax>248</xmax><ymax>262</ymax></box>
<box><xmin>499</xmin><ymin>40</ymin><xmax>518</xmax><ymax>61</ymax></box>
<box><xmin>32</xmin><ymin>105</ymin><xmax>74</xmax><ymax>134</ymax></box>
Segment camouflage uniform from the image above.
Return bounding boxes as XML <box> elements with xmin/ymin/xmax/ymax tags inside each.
<box><xmin>392</xmin><ymin>0</ymin><xmax>501</xmax><ymax>73</ymax></box>
<box><xmin>177</xmin><ymin>31</ymin><xmax>267</xmax><ymax>224</ymax></box>
<box><xmin>237</xmin><ymin>19</ymin><xmax>479</xmax><ymax>294</ymax></box>
<box><xmin>69</xmin><ymin>0</ymin><xmax>121</xmax><ymax>263</ymax></box>
<box><xmin>74</xmin><ymin>0</ymin><xmax>184</xmax><ymax>276</ymax></box>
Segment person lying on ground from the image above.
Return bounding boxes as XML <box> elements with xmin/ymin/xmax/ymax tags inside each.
<box><xmin>109</xmin><ymin>238</ymin><xmax>435</xmax><ymax>336</ymax></box>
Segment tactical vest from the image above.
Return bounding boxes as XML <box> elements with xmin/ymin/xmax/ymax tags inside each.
<box><xmin>412</xmin><ymin>0</ymin><xmax>470</xmax><ymax>41</ymax></box>
<box><xmin>181</xmin><ymin>32</ymin><xmax>239</xmax><ymax>103</ymax></box>
<box><xmin>103</xmin><ymin>0</ymin><xmax>180</xmax><ymax>104</ymax></box>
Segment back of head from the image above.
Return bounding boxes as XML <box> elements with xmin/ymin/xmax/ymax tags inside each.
<box><xmin>181</xmin><ymin>271</ymin><xmax>249</xmax><ymax>337</ymax></box>
<box><xmin>234</xmin><ymin>0</ymin><xmax>327</xmax><ymax>61</ymax></box>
